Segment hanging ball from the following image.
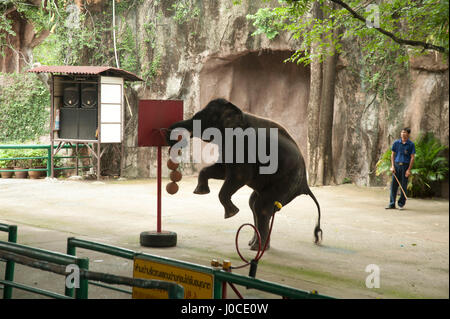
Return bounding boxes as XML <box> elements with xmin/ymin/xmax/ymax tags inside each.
<box><xmin>168</xmin><ymin>146</ymin><xmax>182</xmax><ymax>156</ymax></box>
<box><xmin>170</xmin><ymin>170</ymin><xmax>182</xmax><ymax>182</ymax></box>
<box><xmin>167</xmin><ymin>158</ymin><xmax>179</xmax><ymax>170</ymax></box>
<box><xmin>166</xmin><ymin>182</ymin><xmax>179</xmax><ymax>195</ymax></box>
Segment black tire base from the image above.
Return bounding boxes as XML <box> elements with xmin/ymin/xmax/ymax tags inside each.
<box><xmin>140</xmin><ymin>230</ymin><xmax>177</xmax><ymax>247</ymax></box>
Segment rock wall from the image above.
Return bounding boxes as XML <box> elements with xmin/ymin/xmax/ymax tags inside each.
<box><xmin>116</xmin><ymin>0</ymin><xmax>448</xmax><ymax>195</ymax></box>
<box><xmin>121</xmin><ymin>0</ymin><xmax>307</xmax><ymax>178</ymax></box>
<box><xmin>333</xmin><ymin>48</ymin><xmax>448</xmax><ymax>190</ymax></box>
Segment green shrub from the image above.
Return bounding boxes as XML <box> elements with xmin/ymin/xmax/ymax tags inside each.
<box><xmin>0</xmin><ymin>149</ymin><xmax>15</xmax><ymax>168</ymax></box>
<box><xmin>408</xmin><ymin>132</ymin><xmax>449</xmax><ymax>197</ymax></box>
<box><xmin>375</xmin><ymin>148</ymin><xmax>393</xmax><ymax>177</ymax></box>
<box><xmin>376</xmin><ymin>132</ymin><xmax>449</xmax><ymax>197</ymax></box>
<box><xmin>342</xmin><ymin>177</ymin><xmax>352</xmax><ymax>184</ymax></box>
<box><xmin>28</xmin><ymin>149</ymin><xmax>48</xmax><ymax>167</ymax></box>
<box><xmin>9</xmin><ymin>149</ymin><xmax>30</xmax><ymax>168</ymax></box>
<box><xmin>0</xmin><ymin>72</ymin><xmax>50</xmax><ymax>143</ymax></box>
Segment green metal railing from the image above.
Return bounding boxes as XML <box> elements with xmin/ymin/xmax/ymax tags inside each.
<box><xmin>0</xmin><ymin>144</ymin><xmax>92</xmax><ymax>177</ymax></box>
<box><xmin>1</xmin><ymin>226</ymin><xmax>333</xmax><ymax>299</ymax></box>
<box><xmin>0</xmin><ymin>233</ymin><xmax>184</xmax><ymax>299</ymax></box>
<box><xmin>213</xmin><ymin>269</ymin><xmax>331</xmax><ymax>299</ymax></box>
<box><xmin>67</xmin><ymin>238</ymin><xmax>335</xmax><ymax>299</ymax></box>
<box><xmin>0</xmin><ymin>223</ymin><xmax>17</xmax><ymax>299</ymax></box>
<box><xmin>0</xmin><ymin>239</ymin><xmax>89</xmax><ymax>299</ymax></box>
<box><xmin>66</xmin><ymin>237</ymin><xmax>136</xmax><ymax>297</ymax></box>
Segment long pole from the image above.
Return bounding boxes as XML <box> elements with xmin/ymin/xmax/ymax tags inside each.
<box><xmin>157</xmin><ymin>145</ymin><xmax>162</xmax><ymax>233</ymax></box>
<box><xmin>393</xmin><ymin>172</ymin><xmax>408</xmax><ymax>200</ymax></box>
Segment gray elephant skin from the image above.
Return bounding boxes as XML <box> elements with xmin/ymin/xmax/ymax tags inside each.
<box><xmin>166</xmin><ymin>98</ymin><xmax>322</xmax><ymax>250</ymax></box>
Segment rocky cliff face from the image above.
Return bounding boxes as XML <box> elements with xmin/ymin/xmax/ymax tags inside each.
<box><xmin>112</xmin><ymin>1</ymin><xmax>448</xmax><ymax>193</ymax></box>
<box><xmin>332</xmin><ymin>48</ymin><xmax>448</xmax><ymax>189</ymax></box>
<box><xmin>121</xmin><ymin>0</ymin><xmax>308</xmax><ymax>178</ymax></box>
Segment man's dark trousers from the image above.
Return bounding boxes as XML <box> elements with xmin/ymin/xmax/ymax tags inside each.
<box><xmin>389</xmin><ymin>163</ymin><xmax>409</xmax><ymax>208</ymax></box>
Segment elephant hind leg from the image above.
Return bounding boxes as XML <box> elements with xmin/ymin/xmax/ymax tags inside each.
<box><xmin>249</xmin><ymin>197</ymin><xmax>277</xmax><ymax>251</ymax></box>
<box><xmin>248</xmin><ymin>185</ymin><xmax>296</xmax><ymax>251</ymax></box>
<box><xmin>248</xmin><ymin>191</ymin><xmax>259</xmax><ymax>247</ymax></box>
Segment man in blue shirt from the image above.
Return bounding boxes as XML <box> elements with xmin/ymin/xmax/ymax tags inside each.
<box><xmin>386</xmin><ymin>128</ymin><xmax>415</xmax><ymax>210</ymax></box>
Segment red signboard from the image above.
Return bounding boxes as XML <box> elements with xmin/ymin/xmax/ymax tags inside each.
<box><xmin>138</xmin><ymin>100</ymin><xmax>184</xmax><ymax>147</ymax></box>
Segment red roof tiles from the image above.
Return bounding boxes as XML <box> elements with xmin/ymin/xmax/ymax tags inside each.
<box><xmin>28</xmin><ymin>65</ymin><xmax>143</xmax><ymax>82</ymax></box>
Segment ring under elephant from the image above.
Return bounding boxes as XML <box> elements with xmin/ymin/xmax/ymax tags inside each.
<box><xmin>166</xmin><ymin>98</ymin><xmax>322</xmax><ymax>250</ymax></box>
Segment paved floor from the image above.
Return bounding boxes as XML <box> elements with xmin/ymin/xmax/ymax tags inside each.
<box><xmin>0</xmin><ymin>176</ymin><xmax>448</xmax><ymax>299</ymax></box>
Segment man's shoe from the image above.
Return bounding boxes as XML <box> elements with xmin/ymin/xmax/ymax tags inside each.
<box><xmin>385</xmin><ymin>206</ymin><xmax>396</xmax><ymax>209</ymax></box>
<box><xmin>398</xmin><ymin>206</ymin><xmax>405</xmax><ymax>210</ymax></box>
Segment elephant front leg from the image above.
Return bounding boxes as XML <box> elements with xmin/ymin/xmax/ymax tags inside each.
<box><xmin>193</xmin><ymin>163</ymin><xmax>225</xmax><ymax>195</ymax></box>
<box><xmin>218</xmin><ymin>176</ymin><xmax>245</xmax><ymax>219</ymax></box>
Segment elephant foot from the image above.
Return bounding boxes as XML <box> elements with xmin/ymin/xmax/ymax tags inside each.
<box><xmin>193</xmin><ymin>184</ymin><xmax>210</xmax><ymax>195</ymax></box>
<box><xmin>248</xmin><ymin>233</ymin><xmax>258</xmax><ymax>247</ymax></box>
<box><xmin>224</xmin><ymin>205</ymin><xmax>239</xmax><ymax>219</ymax></box>
<box><xmin>250</xmin><ymin>241</ymin><xmax>270</xmax><ymax>251</ymax></box>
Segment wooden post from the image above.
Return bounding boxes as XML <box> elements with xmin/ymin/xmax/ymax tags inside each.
<box><xmin>50</xmin><ymin>74</ymin><xmax>55</xmax><ymax>178</ymax></box>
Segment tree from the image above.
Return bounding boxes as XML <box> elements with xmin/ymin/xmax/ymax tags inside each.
<box><xmin>0</xmin><ymin>0</ymin><xmax>60</xmax><ymax>72</ymax></box>
<box><xmin>307</xmin><ymin>1</ymin><xmax>338</xmax><ymax>186</ymax></box>
<box><xmin>247</xmin><ymin>0</ymin><xmax>449</xmax><ymax>185</ymax></box>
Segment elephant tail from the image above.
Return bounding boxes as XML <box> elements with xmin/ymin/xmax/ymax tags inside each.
<box><xmin>307</xmin><ymin>187</ymin><xmax>323</xmax><ymax>245</ymax></box>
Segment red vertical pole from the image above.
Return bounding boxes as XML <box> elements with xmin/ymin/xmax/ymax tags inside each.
<box><xmin>157</xmin><ymin>145</ymin><xmax>162</xmax><ymax>233</ymax></box>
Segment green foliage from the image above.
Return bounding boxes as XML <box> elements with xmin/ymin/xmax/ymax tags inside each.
<box><xmin>246</xmin><ymin>0</ymin><xmax>449</xmax><ymax>66</ymax></box>
<box><xmin>141</xmin><ymin>53</ymin><xmax>161</xmax><ymax>86</ymax></box>
<box><xmin>140</xmin><ymin>19</ymin><xmax>161</xmax><ymax>86</ymax></box>
<box><xmin>117</xmin><ymin>23</ymin><xmax>139</xmax><ymax>75</ymax></box>
<box><xmin>376</xmin><ymin>148</ymin><xmax>393</xmax><ymax>177</ymax></box>
<box><xmin>32</xmin><ymin>0</ymin><xmax>147</xmax><ymax>81</ymax></box>
<box><xmin>376</xmin><ymin>132</ymin><xmax>449</xmax><ymax>197</ymax></box>
<box><xmin>32</xmin><ymin>0</ymin><xmax>137</xmax><ymax>68</ymax></box>
<box><xmin>342</xmin><ymin>177</ymin><xmax>352</xmax><ymax>184</ymax></box>
<box><xmin>247</xmin><ymin>7</ymin><xmax>283</xmax><ymax>40</ymax></box>
<box><xmin>33</xmin><ymin>1</ymin><xmax>107</xmax><ymax>66</ymax></box>
<box><xmin>245</xmin><ymin>0</ymin><xmax>448</xmax><ymax>106</ymax></box>
<box><xmin>408</xmin><ymin>132</ymin><xmax>449</xmax><ymax>197</ymax></box>
<box><xmin>0</xmin><ymin>11</ymin><xmax>15</xmax><ymax>57</ymax></box>
<box><xmin>28</xmin><ymin>148</ymin><xmax>47</xmax><ymax>167</ymax></box>
<box><xmin>0</xmin><ymin>149</ymin><xmax>15</xmax><ymax>168</ymax></box>
<box><xmin>1</xmin><ymin>0</ymin><xmax>61</xmax><ymax>57</ymax></box>
<box><xmin>0</xmin><ymin>148</ymin><xmax>48</xmax><ymax>168</ymax></box>
<box><xmin>170</xmin><ymin>0</ymin><xmax>200</xmax><ymax>25</ymax></box>
<box><xmin>0</xmin><ymin>72</ymin><xmax>50</xmax><ymax>143</ymax></box>
<box><xmin>11</xmin><ymin>149</ymin><xmax>30</xmax><ymax>168</ymax></box>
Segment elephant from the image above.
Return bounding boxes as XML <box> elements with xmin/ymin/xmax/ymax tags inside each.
<box><xmin>166</xmin><ymin>98</ymin><xmax>322</xmax><ymax>250</ymax></box>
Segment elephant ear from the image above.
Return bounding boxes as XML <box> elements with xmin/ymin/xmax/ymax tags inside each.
<box><xmin>221</xmin><ymin>101</ymin><xmax>244</xmax><ymax>128</ymax></box>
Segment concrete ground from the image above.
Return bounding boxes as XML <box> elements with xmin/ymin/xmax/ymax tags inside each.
<box><xmin>0</xmin><ymin>176</ymin><xmax>448</xmax><ymax>299</ymax></box>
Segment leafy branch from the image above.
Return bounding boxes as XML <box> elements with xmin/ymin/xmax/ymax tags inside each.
<box><xmin>248</xmin><ymin>0</ymin><xmax>449</xmax><ymax>66</ymax></box>
<box><xmin>329</xmin><ymin>0</ymin><xmax>447</xmax><ymax>53</ymax></box>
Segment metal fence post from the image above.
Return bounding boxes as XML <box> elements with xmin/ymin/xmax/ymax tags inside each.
<box><xmin>46</xmin><ymin>146</ymin><xmax>51</xmax><ymax>177</ymax></box>
<box><xmin>65</xmin><ymin>238</ymin><xmax>76</xmax><ymax>297</ymax></box>
<box><xmin>3</xmin><ymin>225</ymin><xmax>17</xmax><ymax>299</ymax></box>
<box><xmin>75</xmin><ymin>257</ymin><xmax>89</xmax><ymax>299</ymax></box>
<box><xmin>213</xmin><ymin>272</ymin><xmax>223</xmax><ymax>299</ymax></box>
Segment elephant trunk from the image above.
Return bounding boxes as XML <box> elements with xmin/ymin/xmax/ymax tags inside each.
<box><xmin>166</xmin><ymin>119</ymin><xmax>194</xmax><ymax>146</ymax></box>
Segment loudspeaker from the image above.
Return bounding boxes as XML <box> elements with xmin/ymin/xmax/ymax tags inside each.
<box><xmin>63</xmin><ymin>84</ymin><xmax>80</xmax><ymax>108</ymax></box>
<box><xmin>78</xmin><ymin>108</ymin><xmax>97</xmax><ymax>139</ymax></box>
<box><xmin>81</xmin><ymin>84</ymin><xmax>98</xmax><ymax>108</ymax></box>
<box><xmin>59</xmin><ymin>107</ymin><xmax>98</xmax><ymax>140</ymax></box>
<box><xmin>59</xmin><ymin>108</ymin><xmax>79</xmax><ymax>139</ymax></box>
